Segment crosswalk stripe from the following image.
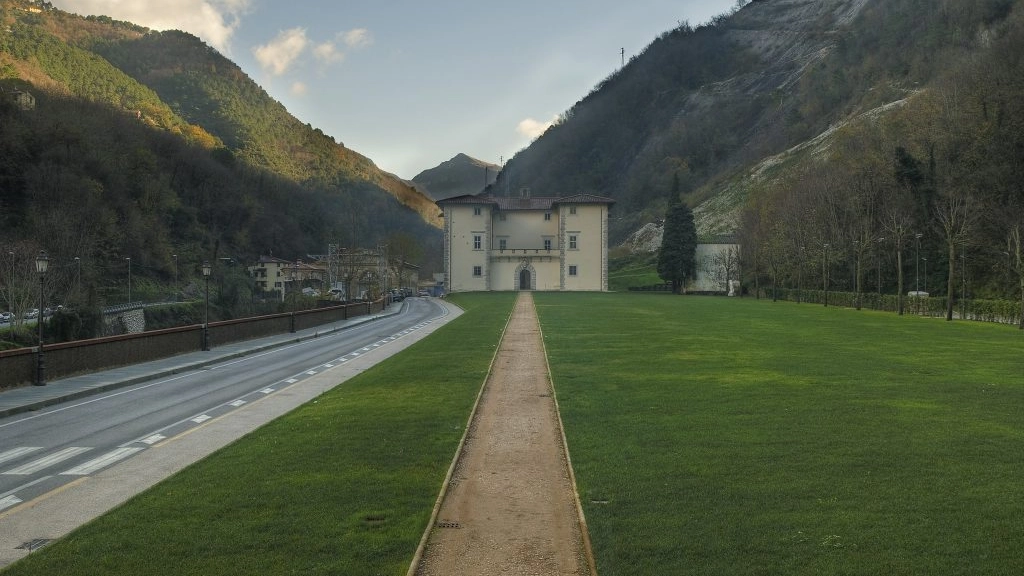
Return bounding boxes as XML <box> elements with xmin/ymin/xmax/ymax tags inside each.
<box><xmin>141</xmin><ymin>434</ymin><xmax>166</xmax><ymax>445</ymax></box>
<box><xmin>4</xmin><ymin>447</ymin><xmax>91</xmax><ymax>475</ymax></box>
<box><xmin>0</xmin><ymin>447</ymin><xmax>42</xmax><ymax>466</ymax></box>
<box><xmin>61</xmin><ymin>447</ymin><xmax>144</xmax><ymax>476</ymax></box>
<box><xmin>0</xmin><ymin>495</ymin><xmax>22</xmax><ymax>512</ymax></box>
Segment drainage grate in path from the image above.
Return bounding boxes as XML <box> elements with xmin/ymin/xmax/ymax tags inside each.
<box><xmin>436</xmin><ymin>520</ymin><xmax>462</xmax><ymax>529</ymax></box>
<box><xmin>16</xmin><ymin>539</ymin><xmax>52</xmax><ymax>552</ymax></box>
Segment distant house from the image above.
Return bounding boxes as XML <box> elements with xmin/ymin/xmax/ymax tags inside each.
<box><xmin>249</xmin><ymin>255</ymin><xmax>325</xmax><ymax>301</ymax></box>
<box><xmin>690</xmin><ymin>236</ymin><xmax>741</xmax><ymax>294</ymax></box>
<box><xmin>438</xmin><ymin>189</ymin><xmax>615</xmax><ymax>292</ymax></box>
<box><xmin>5</xmin><ymin>89</ymin><xmax>36</xmax><ymax>111</ymax></box>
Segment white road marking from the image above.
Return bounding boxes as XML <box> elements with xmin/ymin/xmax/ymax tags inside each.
<box><xmin>141</xmin><ymin>434</ymin><xmax>166</xmax><ymax>445</ymax></box>
<box><xmin>305</xmin><ymin>370</ymin><xmax>317</xmax><ymax>375</ymax></box>
<box><xmin>4</xmin><ymin>447</ymin><xmax>92</xmax><ymax>475</ymax></box>
<box><xmin>260</xmin><ymin>388</ymin><xmax>275</xmax><ymax>395</ymax></box>
<box><xmin>229</xmin><ymin>400</ymin><xmax>246</xmax><ymax>407</ymax></box>
<box><xmin>192</xmin><ymin>415</ymin><xmax>212</xmax><ymax>424</ymax></box>
<box><xmin>61</xmin><ymin>447</ymin><xmax>145</xmax><ymax>476</ymax></box>
<box><xmin>0</xmin><ymin>495</ymin><xmax>22</xmax><ymax>512</ymax></box>
<box><xmin>324</xmin><ymin>363</ymin><xmax>335</xmax><ymax>368</ymax></box>
<box><xmin>0</xmin><ymin>447</ymin><xmax>42</xmax><ymax>466</ymax></box>
<box><xmin>286</xmin><ymin>379</ymin><xmax>298</xmax><ymax>384</ymax></box>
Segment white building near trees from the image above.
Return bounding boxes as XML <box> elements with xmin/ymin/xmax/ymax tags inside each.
<box><xmin>438</xmin><ymin>189</ymin><xmax>615</xmax><ymax>292</ymax></box>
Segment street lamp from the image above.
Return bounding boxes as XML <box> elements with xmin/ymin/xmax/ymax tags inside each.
<box><xmin>126</xmin><ymin>257</ymin><xmax>132</xmax><ymax>305</ymax></box>
<box><xmin>961</xmin><ymin>247</ymin><xmax>967</xmax><ymax>319</ymax></box>
<box><xmin>173</xmin><ymin>254</ymin><xmax>178</xmax><ymax>302</ymax></box>
<box><xmin>798</xmin><ymin>246</ymin><xmax>805</xmax><ymax>304</ymax></box>
<box><xmin>915</xmin><ymin>233</ymin><xmax>923</xmax><ymax>293</ymax></box>
<box><xmin>74</xmin><ymin>256</ymin><xmax>81</xmax><ymax>303</ymax></box>
<box><xmin>202</xmin><ymin>261</ymin><xmax>211</xmax><ymax>351</ymax></box>
<box><xmin>35</xmin><ymin>251</ymin><xmax>48</xmax><ymax>386</ymax></box>
<box><xmin>822</xmin><ymin>243</ymin><xmax>830</xmax><ymax>307</ymax></box>
<box><xmin>922</xmin><ymin>257</ymin><xmax>928</xmax><ymax>294</ymax></box>
<box><xmin>876</xmin><ymin>237</ymin><xmax>885</xmax><ymax>301</ymax></box>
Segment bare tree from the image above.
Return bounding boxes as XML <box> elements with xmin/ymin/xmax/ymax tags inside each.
<box><xmin>882</xmin><ymin>205</ymin><xmax>913</xmax><ymax>315</ymax></box>
<box><xmin>705</xmin><ymin>245</ymin><xmax>740</xmax><ymax>295</ymax></box>
<box><xmin>935</xmin><ymin>192</ymin><xmax>978</xmax><ymax>321</ymax></box>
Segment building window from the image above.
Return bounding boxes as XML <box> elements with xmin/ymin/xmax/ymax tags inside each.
<box><xmin>473</xmin><ymin>235</ymin><xmax>482</xmax><ymax>250</ymax></box>
<box><xmin>569</xmin><ymin>235</ymin><xmax>578</xmax><ymax>250</ymax></box>
<box><xmin>544</xmin><ymin>239</ymin><xmax>552</xmax><ymax>250</ymax></box>
<box><xmin>499</xmin><ymin>238</ymin><xmax>507</xmax><ymax>250</ymax></box>
<box><xmin>544</xmin><ymin>212</ymin><xmax>551</xmax><ymax>221</ymax></box>
<box><xmin>474</xmin><ymin>207</ymin><xmax>482</xmax><ymax>216</ymax></box>
<box><xmin>569</xmin><ymin>265</ymin><xmax>578</xmax><ymax>276</ymax></box>
<box><xmin>473</xmin><ymin>266</ymin><xmax>482</xmax><ymax>277</ymax></box>
<box><xmin>570</xmin><ymin>206</ymin><xmax>577</xmax><ymax>215</ymax></box>
<box><xmin>500</xmin><ymin>213</ymin><xmax>507</xmax><ymax>221</ymax></box>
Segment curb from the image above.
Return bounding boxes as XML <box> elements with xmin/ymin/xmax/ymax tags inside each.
<box><xmin>0</xmin><ymin>306</ymin><xmax>403</xmax><ymax>420</ymax></box>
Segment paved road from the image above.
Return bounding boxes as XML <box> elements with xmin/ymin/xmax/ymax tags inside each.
<box><xmin>0</xmin><ymin>297</ymin><xmax>461</xmax><ymax>568</ymax></box>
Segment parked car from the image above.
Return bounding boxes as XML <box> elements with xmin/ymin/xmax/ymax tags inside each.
<box><xmin>0</xmin><ymin>311</ymin><xmax>12</xmax><ymax>323</ymax></box>
<box><xmin>24</xmin><ymin>308</ymin><xmax>39</xmax><ymax>319</ymax></box>
<box><xmin>418</xmin><ymin>289</ymin><xmax>430</xmax><ymax>297</ymax></box>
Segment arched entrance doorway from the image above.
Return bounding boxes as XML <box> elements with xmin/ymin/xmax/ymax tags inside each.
<box><xmin>519</xmin><ymin>268</ymin><xmax>532</xmax><ymax>290</ymax></box>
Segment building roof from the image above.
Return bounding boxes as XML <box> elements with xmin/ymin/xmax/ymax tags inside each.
<box><xmin>437</xmin><ymin>193</ymin><xmax>615</xmax><ymax>211</ymax></box>
<box><xmin>254</xmin><ymin>255</ymin><xmax>295</xmax><ymax>265</ymax></box>
<box><xmin>551</xmin><ymin>193</ymin><xmax>615</xmax><ymax>205</ymax></box>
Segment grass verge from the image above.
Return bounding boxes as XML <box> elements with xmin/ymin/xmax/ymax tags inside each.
<box><xmin>3</xmin><ymin>293</ymin><xmax>516</xmax><ymax>576</ymax></box>
<box><xmin>536</xmin><ymin>292</ymin><xmax>1024</xmax><ymax>575</ymax></box>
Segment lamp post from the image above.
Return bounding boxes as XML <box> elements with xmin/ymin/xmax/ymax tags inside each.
<box><xmin>202</xmin><ymin>261</ymin><xmax>211</xmax><ymax>351</ymax></box>
<box><xmin>961</xmin><ymin>247</ymin><xmax>967</xmax><ymax>319</ymax></box>
<box><xmin>74</xmin><ymin>256</ymin><xmax>81</xmax><ymax>303</ymax></box>
<box><xmin>922</xmin><ymin>257</ymin><xmax>928</xmax><ymax>294</ymax></box>
<box><xmin>798</xmin><ymin>246</ymin><xmax>805</xmax><ymax>304</ymax></box>
<box><xmin>876</xmin><ymin>237</ymin><xmax>885</xmax><ymax>301</ymax></box>
<box><xmin>35</xmin><ymin>251</ymin><xmax>48</xmax><ymax>386</ymax></box>
<box><xmin>173</xmin><ymin>254</ymin><xmax>178</xmax><ymax>302</ymax></box>
<box><xmin>126</xmin><ymin>257</ymin><xmax>132</xmax><ymax>305</ymax></box>
<box><xmin>915</xmin><ymin>233</ymin><xmax>923</xmax><ymax>293</ymax></box>
<box><xmin>822</xmin><ymin>243</ymin><xmax>830</xmax><ymax>307</ymax></box>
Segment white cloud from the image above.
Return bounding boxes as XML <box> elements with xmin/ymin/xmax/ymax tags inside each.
<box><xmin>291</xmin><ymin>81</ymin><xmax>308</xmax><ymax>96</ymax></box>
<box><xmin>313</xmin><ymin>42</ymin><xmax>345</xmax><ymax>65</ymax></box>
<box><xmin>253</xmin><ymin>28</ymin><xmax>309</xmax><ymax>76</ymax></box>
<box><xmin>342</xmin><ymin>28</ymin><xmax>373</xmax><ymax>49</ymax></box>
<box><xmin>50</xmin><ymin>0</ymin><xmax>250</xmax><ymax>53</ymax></box>
<box><xmin>517</xmin><ymin>116</ymin><xmax>557</xmax><ymax>140</ymax></box>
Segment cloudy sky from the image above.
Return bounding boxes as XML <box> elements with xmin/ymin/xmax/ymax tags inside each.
<box><xmin>50</xmin><ymin>0</ymin><xmax>738</xmax><ymax>179</ymax></box>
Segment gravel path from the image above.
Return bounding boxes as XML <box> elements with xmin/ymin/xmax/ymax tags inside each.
<box><xmin>413</xmin><ymin>292</ymin><xmax>593</xmax><ymax>576</ymax></box>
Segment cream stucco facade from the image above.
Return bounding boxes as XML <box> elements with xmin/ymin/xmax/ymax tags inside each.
<box><xmin>438</xmin><ymin>192</ymin><xmax>615</xmax><ymax>293</ymax></box>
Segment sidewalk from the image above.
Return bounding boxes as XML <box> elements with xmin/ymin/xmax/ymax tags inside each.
<box><xmin>412</xmin><ymin>291</ymin><xmax>594</xmax><ymax>576</ymax></box>
<box><xmin>0</xmin><ymin>303</ymin><xmax>404</xmax><ymax>419</ymax></box>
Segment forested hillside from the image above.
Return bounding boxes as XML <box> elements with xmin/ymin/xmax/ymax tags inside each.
<box><xmin>495</xmin><ymin>0</ymin><xmax>1023</xmax><ymax>307</ymax></box>
<box><xmin>0</xmin><ymin>0</ymin><xmax>441</xmax><ymax>314</ymax></box>
<box><xmin>412</xmin><ymin>153</ymin><xmax>500</xmax><ymax>201</ymax></box>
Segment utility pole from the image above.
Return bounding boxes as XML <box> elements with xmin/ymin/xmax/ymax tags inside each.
<box><xmin>621</xmin><ymin>47</ymin><xmax>625</xmax><ymax>67</ymax></box>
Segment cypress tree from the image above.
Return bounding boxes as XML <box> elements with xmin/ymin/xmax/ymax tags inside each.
<box><xmin>657</xmin><ymin>194</ymin><xmax>698</xmax><ymax>294</ymax></box>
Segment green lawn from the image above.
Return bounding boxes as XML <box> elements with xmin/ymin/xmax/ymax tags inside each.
<box><xmin>6</xmin><ymin>292</ymin><xmax>1022</xmax><ymax>575</ymax></box>
<box><xmin>535</xmin><ymin>292</ymin><xmax>1024</xmax><ymax>575</ymax></box>
<box><xmin>2</xmin><ymin>293</ymin><xmax>516</xmax><ymax>576</ymax></box>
